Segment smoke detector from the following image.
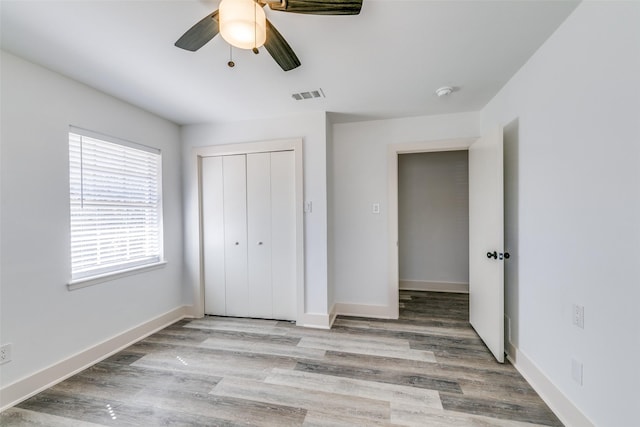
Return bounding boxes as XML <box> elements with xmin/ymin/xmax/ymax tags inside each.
<box><xmin>435</xmin><ymin>86</ymin><xmax>454</xmax><ymax>97</ymax></box>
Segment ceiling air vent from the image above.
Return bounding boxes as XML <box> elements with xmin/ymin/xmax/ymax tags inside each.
<box><xmin>292</xmin><ymin>88</ymin><xmax>325</xmax><ymax>101</ymax></box>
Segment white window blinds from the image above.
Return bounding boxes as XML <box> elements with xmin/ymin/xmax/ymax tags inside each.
<box><xmin>69</xmin><ymin>130</ymin><xmax>163</xmax><ymax>280</ymax></box>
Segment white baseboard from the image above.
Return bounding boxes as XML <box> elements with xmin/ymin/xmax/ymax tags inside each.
<box><xmin>328</xmin><ymin>304</ymin><xmax>338</xmax><ymax>328</ymax></box>
<box><xmin>334</xmin><ymin>302</ymin><xmax>395</xmax><ymax>319</ymax></box>
<box><xmin>506</xmin><ymin>340</ymin><xmax>517</xmax><ymax>360</ymax></box>
<box><xmin>0</xmin><ymin>305</ymin><xmax>192</xmax><ymax>412</ymax></box>
<box><xmin>300</xmin><ymin>312</ymin><xmax>332</xmax><ymax>329</ymax></box>
<box><xmin>399</xmin><ymin>280</ymin><xmax>469</xmax><ymax>293</ymax></box>
<box><xmin>507</xmin><ymin>345</ymin><xmax>595</xmax><ymax>427</ymax></box>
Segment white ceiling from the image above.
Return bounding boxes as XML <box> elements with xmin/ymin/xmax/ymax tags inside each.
<box><xmin>1</xmin><ymin>0</ymin><xmax>579</xmax><ymax>125</ymax></box>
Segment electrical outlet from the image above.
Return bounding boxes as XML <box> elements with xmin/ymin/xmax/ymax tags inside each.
<box><xmin>372</xmin><ymin>203</ymin><xmax>380</xmax><ymax>214</ymax></box>
<box><xmin>573</xmin><ymin>304</ymin><xmax>584</xmax><ymax>329</ymax></box>
<box><xmin>0</xmin><ymin>343</ymin><xmax>12</xmax><ymax>365</ymax></box>
<box><xmin>571</xmin><ymin>358</ymin><xmax>583</xmax><ymax>385</ymax></box>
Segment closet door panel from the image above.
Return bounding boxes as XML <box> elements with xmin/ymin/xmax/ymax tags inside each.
<box><xmin>202</xmin><ymin>156</ymin><xmax>226</xmax><ymax>315</ymax></box>
<box><xmin>270</xmin><ymin>150</ymin><xmax>297</xmax><ymax>320</ymax></box>
<box><xmin>223</xmin><ymin>155</ymin><xmax>249</xmax><ymax>317</ymax></box>
<box><xmin>247</xmin><ymin>153</ymin><xmax>273</xmax><ymax>318</ymax></box>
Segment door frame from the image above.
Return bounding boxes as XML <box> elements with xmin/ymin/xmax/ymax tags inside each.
<box><xmin>387</xmin><ymin>137</ymin><xmax>477</xmax><ymax>318</ymax></box>
<box><xmin>190</xmin><ymin>138</ymin><xmax>305</xmax><ymax>324</ymax></box>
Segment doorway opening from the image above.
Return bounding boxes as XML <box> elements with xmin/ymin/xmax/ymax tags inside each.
<box><xmin>387</xmin><ymin>131</ymin><xmax>506</xmax><ymax>362</ymax></box>
<box><xmin>397</xmin><ymin>150</ymin><xmax>469</xmax><ymax>295</ymax></box>
<box><xmin>386</xmin><ymin>137</ymin><xmax>476</xmax><ymax>319</ymax></box>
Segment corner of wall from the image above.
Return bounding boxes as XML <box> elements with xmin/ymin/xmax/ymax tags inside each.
<box><xmin>0</xmin><ymin>305</ymin><xmax>190</xmax><ymax>412</ymax></box>
<box><xmin>507</xmin><ymin>344</ymin><xmax>595</xmax><ymax>427</ymax></box>
<box><xmin>299</xmin><ymin>312</ymin><xmax>332</xmax><ymax>330</ymax></box>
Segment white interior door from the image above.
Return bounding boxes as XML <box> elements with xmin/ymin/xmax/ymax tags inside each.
<box><xmin>468</xmin><ymin>126</ymin><xmax>505</xmax><ymax>363</ymax></box>
<box><xmin>247</xmin><ymin>153</ymin><xmax>273</xmax><ymax>318</ymax></box>
<box><xmin>202</xmin><ymin>156</ymin><xmax>226</xmax><ymax>315</ymax></box>
<box><xmin>223</xmin><ymin>155</ymin><xmax>249</xmax><ymax>317</ymax></box>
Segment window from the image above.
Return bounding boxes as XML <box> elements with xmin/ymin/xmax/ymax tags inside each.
<box><xmin>69</xmin><ymin>128</ymin><xmax>163</xmax><ymax>282</ymax></box>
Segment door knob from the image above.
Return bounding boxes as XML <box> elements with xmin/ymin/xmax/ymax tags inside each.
<box><xmin>258</xmin><ymin>241</ymin><xmax>263</xmax><ymax>245</ymax></box>
<box><xmin>487</xmin><ymin>251</ymin><xmax>510</xmax><ymax>260</ymax></box>
<box><xmin>235</xmin><ymin>242</ymin><xmax>239</xmax><ymax>245</ymax></box>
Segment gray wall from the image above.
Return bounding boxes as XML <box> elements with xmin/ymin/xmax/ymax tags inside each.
<box><xmin>398</xmin><ymin>151</ymin><xmax>469</xmax><ymax>287</ymax></box>
<box><xmin>180</xmin><ymin>112</ymin><xmax>330</xmax><ymax>318</ymax></box>
<box><xmin>0</xmin><ymin>51</ymin><xmax>184</xmax><ymax>388</ymax></box>
<box><xmin>480</xmin><ymin>2</ymin><xmax>640</xmax><ymax>424</ymax></box>
<box><xmin>331</xmin><ymin>112</ymin><xmax>479</xmax><ymax>306</ymax></box>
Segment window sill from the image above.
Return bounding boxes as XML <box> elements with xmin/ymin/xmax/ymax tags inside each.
<box><xmin>67</xmin><ymin>261</ymin><xmax>167</xmax><ymax>291</ymax></box>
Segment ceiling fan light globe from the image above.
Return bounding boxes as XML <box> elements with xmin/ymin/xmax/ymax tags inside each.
<box><xmin>219</xmin><ymin>0</ymin><xmax>267</xmax><ymax>49</ymax></box>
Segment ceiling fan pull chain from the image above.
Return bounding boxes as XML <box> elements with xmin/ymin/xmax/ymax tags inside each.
<box><xmin>228</xmin><ymin>45</ymin><xmax>235</xmax><ymax>68</ymax></box>
<box><xmin>253</xmin><ymin>2</ymin><xmax>259</xmax><ymax>55</ymax></box>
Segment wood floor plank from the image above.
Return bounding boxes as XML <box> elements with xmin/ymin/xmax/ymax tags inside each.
<box><xmin>440</xmin><ymin>392</ymin><xmax>563</xmax><ymax>426</ymax></box>
<box><xmin>294</xmin><ymin>361</ymin><xmax>463</xmax><ymax>394</ymax></box>
<box><xmin>211</xmin><ymin>377</ymin><xmax>390</xmax><ymax>422</ymax></box>
<box><xmin>133</xmin><ymin>385</ymin><xmax>306</xmax><ymax>426</ymax></box>
<box><xmin>458</xmin><ymin>377</ymin><xmax>551</xmax><ymax>403</ymax></box>
<box><xmin>265</xmin><ymin>367</ymin><xmax>443</xmax><ymax>409</ymax></box>
<box><xmin>14</xmin><ymin>390</ymin><xmax>166</xmax><ymax>426</ymax></box>
<box><xmin>391</xmin><ymin>402</ymin><xmax>554</xmax><ymax>427</ymax></box>
<box><xmin>0</xmin><ymin>407</ymin><xmax>105</xmax><ymax>427</ymax></box>
<box><xmin>131</xmin><ymin>348</ymin><xmax>297</xmax><ymax>381</ymax></box>
<box><xmin>184</xmin><ymin>317</ymin><xmax>288</xmax><ymax>336</ymax></box>
<box><xmin>160</xmin><ymin>326</ymin><xmax>302</xmax><ymax>346</ymax></box>
<box><xmin>49</xmin><ymin>363</ymin><xmax>221</xmax><ymax>402</ymax></box>
<box><xmin>100</xmin><ymin>350</ymin><xmax>145</xmax><ymax>366</ymax></box>
<box><xmin>302</xmin><ymin>411</ymin><xmax>401</xmax><ymax>426</ymax></box>
<box><xmin>200</xmin><ymin>337</ymin><xmax>326</xmax><ymax>360</ymax></box>
<box><xmin>332</xmin><ymin>319</ymin><xmax>485</xmax><ymax>347</ymax></box>
<box><xmin>333</xmin><ymin>318</ymin><xmax>479</xmax><ymax>339</ymax></box>
<box><xmin>319</xmin><ymin>350</ymin><xmax>525</xmax><ymax>386</ymax></box>
<box><xmin>297</xmin><ymin>336</ymin><xmax>437</xmax><ymax>363</ymax></box>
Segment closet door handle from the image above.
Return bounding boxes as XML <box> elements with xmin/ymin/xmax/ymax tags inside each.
<box><xmin>257</xmin><ymin>241</ymin><xmax>263</xmax><ymax>245</ymax></box>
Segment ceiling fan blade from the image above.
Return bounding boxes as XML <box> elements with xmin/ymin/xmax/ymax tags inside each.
<box><xmin>264</xmin><ymin>19</ymin><xmax>301</xmax><ymax>71</ymax></box>
<box><xmin>269</xmin><ymin>0</ymin><xmax>362</xmax><ymax>15</ymax></box>
<box><xmin>175</xmin><ymin>11</ymin><xmax>220</xmax><ymax>51</ymax></box>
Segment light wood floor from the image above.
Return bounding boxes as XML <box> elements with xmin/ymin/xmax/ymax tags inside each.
<box><xmin>1</xmin><ymin>291</ymin><xmax>563</xmax><ymax>426</ymax></box>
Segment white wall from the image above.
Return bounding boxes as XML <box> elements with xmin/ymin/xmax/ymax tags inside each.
<box><xmin>331</xmin><ymin>113</ymin><xmax>479</xmax><ymax>308</ymax></box>
<box><xmin>398</xmin><ymin>151</ymin><xmax>469</xmax><ymax>286</ymax></box>
<box><xmin>181</xmin><ymin>112</ymin><xmax>329</xmax><ymax>317</ymax></box>
<box><xmin>480</xmin><ymin>2</ymin><xmax>640</xmax><ymax>425</ymax></box>
<box><xmin>0</xmin><ymin>52</ymin><xmax>184</xmax><ymax>389</ymax></box>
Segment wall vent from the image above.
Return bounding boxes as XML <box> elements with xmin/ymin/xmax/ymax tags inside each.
<box><xmin>292</xmin><ymin>88</ymin><xmax>325</xmax><ymax>101</ymax></box>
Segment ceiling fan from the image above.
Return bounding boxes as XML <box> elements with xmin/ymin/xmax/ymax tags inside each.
<box><xmin>175</xmin><ymin>0</ymin><xmax>363</xmax><ymax>71</ymax></box>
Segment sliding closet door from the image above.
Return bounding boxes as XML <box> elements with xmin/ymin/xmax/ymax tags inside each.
<box><xmin>247</xmin><ymin>153</ymin><xmax>273</xmax><ymax>318</ymax></box>
<box><xmin>201</xmin><ymin>149</ymin><xmax>297</xmax><ymax>320</ymax></box>
<box><xmin>223</xmin><ymin>155</ymin><xmax>249</xmax><ymax>317</ymax></box>
<box><xmin>201</xmin><ymin>156</ymin><xmax>226</xmax><ymax>315</ymax></box>
<box><xmin>271</xmin><ymin>151</ymin><xmax>296</xmax><ymax>320</ymax></box>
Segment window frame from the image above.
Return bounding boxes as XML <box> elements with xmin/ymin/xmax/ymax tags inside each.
<box><xmin>67</xmin><ymin>126</ymin><xmax>165</xmax><ymax>290</ymax></box>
